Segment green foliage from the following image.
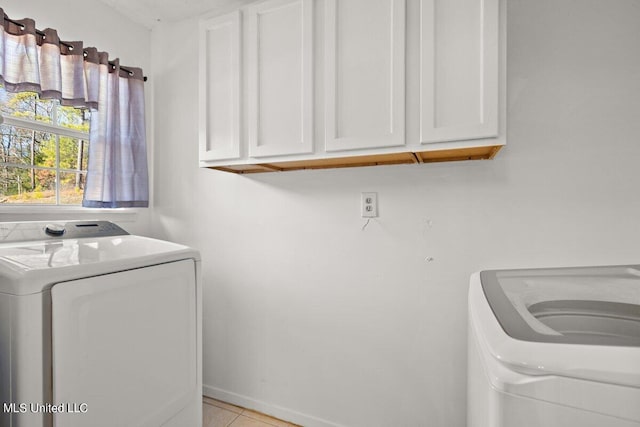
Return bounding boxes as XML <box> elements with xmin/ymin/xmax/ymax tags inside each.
<box><xmin>58</xmin><ymin>106</ymin><xmax>90</xmax><ymax>133</ymax></box>
<box><xmin>0</xmin><ymin>85</ymin><xmax>90</xmax><ymax>204</ymax></box>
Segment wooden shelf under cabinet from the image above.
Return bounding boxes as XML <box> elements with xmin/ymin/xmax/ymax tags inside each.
<box><xmin>208</xmin><ymin>145</ymin><xmax>502</xmax><ymax>174</ymax></box>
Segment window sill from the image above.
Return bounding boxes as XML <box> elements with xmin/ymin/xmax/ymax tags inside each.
<box><xmin>0</xmin><ymin>205</ymin><xmax>139</xmax><ymax>223</ymax></box>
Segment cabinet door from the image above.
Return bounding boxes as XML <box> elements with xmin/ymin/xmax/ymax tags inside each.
<box><xmin>420</xmin><ymin>0</ymin><xmax>499</xmax><ymax>143</ymax></box>
<box><xmin>325</xmin><ymin>0</ymin><xmax>406</xmax><ymax>152</ymax></box>
<box><xmin>247</xmin><ymin>0</ymin><xmax>314</xmax><ymax>158</ymax></box>
<box><xmin>199</xmin><ymin>12</ymin><xmax>242</xmax><ymax>161</ymax></box>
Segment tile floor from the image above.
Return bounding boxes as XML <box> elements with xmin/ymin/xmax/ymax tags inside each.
<box><xmin>203</xmin><ymin>396</ymin><xmax>300</xmax><ymax>427</ymax></box>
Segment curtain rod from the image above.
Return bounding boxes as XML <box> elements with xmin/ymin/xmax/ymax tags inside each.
<box><xmin>3</xmin><ymin>15</ymin><xmax>148</xmax><ymax>82</ymax></box>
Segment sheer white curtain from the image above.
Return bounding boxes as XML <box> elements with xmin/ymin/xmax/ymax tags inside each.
<box><xmin>82</xmin><ymin>53</ymin><xmax>148</xmax><ymax>208</ymax></box>
<box><xmin>0</xmin><ymin>9</ymin><xmax>149</xmax><ymax>207</ymax></box>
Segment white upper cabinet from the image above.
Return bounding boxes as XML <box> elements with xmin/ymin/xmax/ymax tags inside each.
<box><xmin>419</xmin><ymin>0</ymin><xmax>499</xmax><ymax>144</ymax></box>
<box><xmin>246</xmin><ymin>0</ymin><xmax>314</xmax><ymax>158</ymax></box>
<box><xmin>324</xmin><ymin>0</ymin><xmax>406</xmax><ymax>152</ymax></box>
<box><xmin>198</xmin><ymin>11</ymin><xmax>242</xmax><ymax>162</ymax></box>
<box><xmin>198</xmin><ymin>0</ymin><xmax>504</xmax><ymax>173</ymax></box>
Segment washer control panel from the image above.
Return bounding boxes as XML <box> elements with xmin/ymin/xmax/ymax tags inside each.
<box><xmin>0</xmin><ymin>221</ymin><xmax>129</xmax><ymax>243</ymax></box>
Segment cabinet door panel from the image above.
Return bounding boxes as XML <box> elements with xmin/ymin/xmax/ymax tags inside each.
<box><xmin>420</xmin><ymin>0</ymin><xmax>499</xmax><ymax>143</ymax></box>
<box><xmin>199</xmin><ymin>12</ymin><xmax>242</xmax><ymax>161</ymax></box>
<box><xmin>325</xmin><ymin>0</ymin><xmax>406</xmax><ymax>152</ymax></box>
<box><xmin>247</xmin><ymin>0</ymin><xmax>313</xmax><ymax>158</ymax></box>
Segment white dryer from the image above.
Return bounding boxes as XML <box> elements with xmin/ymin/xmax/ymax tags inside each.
<box><xmin>468</xmin><ymin>266</ymin><xmax>640</xmax><ymax>427</ymax></box>
<box><xmin>0</xmin><ymin>221</ymin><xmax>201</xmax><ymax>427</ymax></box>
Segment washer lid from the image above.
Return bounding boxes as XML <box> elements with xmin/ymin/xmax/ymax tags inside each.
<box><xmin>481</xmin><ymin>266</ymin><xmax>640</xmax><ymax>346</ymax></box>
<box><xmin>470</xmin><ymin>270</ymin><xmax>640</xmax><ymax>389</ymax></box>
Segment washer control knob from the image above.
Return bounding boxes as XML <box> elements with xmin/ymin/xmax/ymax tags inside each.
<box><xmin>45</xmin><ymin>224</ymin><xmax>66</xmax><ymax>236</ymax></box>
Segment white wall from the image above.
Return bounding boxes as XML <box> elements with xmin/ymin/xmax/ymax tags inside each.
<box><xmin>0</xmin><ymin>1</ymin><xmax>153</xmax><ymax>235</ymax></box>
<box><xmin>151</xmin><ymin>0</ymin><xmax>640</xmax><ymax>426</ymax></box>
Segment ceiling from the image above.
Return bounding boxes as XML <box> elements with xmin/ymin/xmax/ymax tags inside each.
<box><xmin>97</xmin><ymin>0</ymin><xmax>256</xmax><ymax>29</ymax></box>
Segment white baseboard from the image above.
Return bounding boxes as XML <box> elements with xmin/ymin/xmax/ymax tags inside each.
<box><xmin>202</xmin><ymin>384</ymin><xmax>347</xmax><ymax>427</ymax></box>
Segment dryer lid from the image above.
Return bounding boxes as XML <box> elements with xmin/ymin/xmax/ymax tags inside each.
<box><xmin>0</xmin><ymin>224</ymin><xmax>199</xmax><ymax>295</ymax></box>
<box><xmin>481</xmin><ymin>266</ymin><xmax>640</xmax><ymax>347</ymax></box>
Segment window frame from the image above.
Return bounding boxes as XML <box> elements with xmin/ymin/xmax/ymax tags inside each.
<box><xmin>0</xmin><ymin>96</ymin><xmax>90</xmax><ymax>206</ymax></box>
<box><xmin>0</xmin><ymin>90</ymin><xmax>140</xmax><ymax>218</ymax></box>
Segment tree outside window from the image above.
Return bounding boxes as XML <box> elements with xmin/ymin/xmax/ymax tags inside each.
<box><xmin>0</xmin><ymin>86</ymin><xmax>90</xmax><ymax>205</ymax></box>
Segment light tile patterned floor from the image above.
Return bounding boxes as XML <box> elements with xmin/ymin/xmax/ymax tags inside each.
<box><xmin>203</xmin><ymin>396</ymin><xmax>300</xmax><ymax>427</ymax></box>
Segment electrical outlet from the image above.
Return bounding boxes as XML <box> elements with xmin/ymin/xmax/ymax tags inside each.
<box><xmin>361</xmin><ymin>192</ymin><xmax>378</xmax><ymax>218</ymax></box>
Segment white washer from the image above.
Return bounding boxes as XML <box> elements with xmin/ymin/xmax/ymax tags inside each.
<box><xmin>0</xmin><ymin>221</ymin><xmax>202</xmax><ymax>427</ymax></box>
<box><xmin>468</xmin><ymin>266</ymin><xmax>640</xmax><ymax>427</ymax></box>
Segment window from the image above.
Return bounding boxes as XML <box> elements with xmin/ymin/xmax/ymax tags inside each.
<box><xmin>0</xmin><ymin>85</ymin><xmax>90</xmax><ymax>205</ymax></box>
